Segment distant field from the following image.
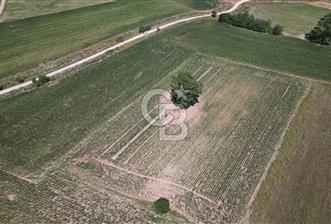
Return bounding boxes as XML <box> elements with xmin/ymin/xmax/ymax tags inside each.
<box><xmin>0</xmin><ymin>0</ymin><xmax>217</xmax><ymax>81</ymax></box>
<box><xmin>250</xmin><ymin>3</ymin><xmax>331</xmax><ymax>37</ymax></box>
<box><xmin>0</xmin><ymin>0</ymin><xmax>218</xmax><ymax>22</ymax></box>
<box><xmin>251</xmin><ymin>83</ymin><xmax>331</xmax><ymax>224</ymax></box>
<box><xmin>0</xmin><ymin>0</ymin><xmax>112</xmax><ymax>22</ymax></box>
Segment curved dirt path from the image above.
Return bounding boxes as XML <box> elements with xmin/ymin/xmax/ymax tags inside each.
<box><xmin>0</xmin><ymin>0</ymin><xmax>5</xmax><ymax>16</ymax></box>
<box><xmin>0</xmin><ymin>0</ymin><xmax>250</xmax><ymax>96</ymax></box>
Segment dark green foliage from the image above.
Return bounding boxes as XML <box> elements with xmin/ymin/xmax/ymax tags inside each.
<box><xmin>305</xmin><ymin>13</ymin><xmax>331</xmax><ymax>45</ymax></box>
<box><xmin>32</xmin><ymin>75</ymin><xmax>50</xmax><ymax>87</ymax></box>
<box><xmin>171</xmin><ymin>73</ymin><xmax>203</xmax><ymax>109</ymax></box>
<box><xmin>15</xmin><ymin>76</ymin><xmax>25</xmax><ymax>83</ymax></box>
<box><xmin>219</xmin><ymin>11</ymin><xmax>283</xmax><ymax>35</ymax></box>
<box><xmin>212</xmin><ymin>10</ymin><xmax>217</xmax><ymax>18</ymax></box>
<box><xmin>139</xmin><ymin>25</ymin><xmax>152</xmax><ymax>33</ymax></box>
<box><xmin>0</xmin><ymin>86</ymin><xmax>3</xmax><ymax>91</ymax></box>
<box><xmin>154</xmin><ymin>198</ymin><xmax>170</xmax><ymax>214</ymax></box>
<box><xmin>272</xmin><ymin>25</ymin><xmax>283</xmax><ymax>35</ymax></box>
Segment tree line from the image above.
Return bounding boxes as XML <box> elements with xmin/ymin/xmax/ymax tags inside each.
<box><xmin>219</xmin><ymin>11</ymin><xmax>283</xmax><ymax>35</ymax></box>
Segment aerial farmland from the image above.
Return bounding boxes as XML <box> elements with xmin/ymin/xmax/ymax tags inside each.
<box><xmin>0</xmin><ymin>0</ymin><xmax>330</xmax><ymax>223</ymax></box>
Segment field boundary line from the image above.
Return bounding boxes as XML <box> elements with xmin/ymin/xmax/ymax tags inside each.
<box><xmin>94</xmin><ymin>158</ymin><xmax>219</xmax><ymax>206</ymax></box>
<box><xmin>205</xmin><ymin>54</ymin><xmax>331</xmax><ymax>85</ymax></box>
<box><xmin>0</xmin><ymin>0</ymin><xmax>250</xmax><ymax>96</ymax></box>
<box><xmin>240</xmin><ymin>83</ymin><xmax>312</xmax><ymax>224</ymax></box>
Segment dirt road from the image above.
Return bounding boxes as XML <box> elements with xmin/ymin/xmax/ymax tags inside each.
<box><xmin>0</xmin><ymin>0</ymin><xmax>5</xmax><ymax>16</ymax></box>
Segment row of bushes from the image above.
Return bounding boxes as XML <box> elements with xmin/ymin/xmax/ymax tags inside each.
<box><xmin>219</xmin><ymin>11</ymin><xmax>283</xmax><ymax>35</ymax></box>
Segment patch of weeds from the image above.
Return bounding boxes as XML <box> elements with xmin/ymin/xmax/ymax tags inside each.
<box><xmin>32</xmin><ymin>75</ymin><xmax>50</xmax><ymax>87</ymax></box>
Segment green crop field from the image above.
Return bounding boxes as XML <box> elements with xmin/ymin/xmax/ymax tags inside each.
<box><xmin>0</xmin><ymin>0</ymin><xmax>217</xmax><ymax>82</ymax></box>
<box><xmin>250</xmin><ymin>3</ymin><xmax>331</xmax><ymax>37</ymax></box>
<box><xmin>0</xmin><ymin>0</ymin><xmax>113</xmax><ymax>22</ymax></box>
<box><xmin>0</xmin><ymin>18</ymin><xmax>330</xmax><ymax>223</ymax></box>
<box><xmin>1</xmin><ymin>0</ymin><xmax>219</xmax><ymax>22</ymax></box>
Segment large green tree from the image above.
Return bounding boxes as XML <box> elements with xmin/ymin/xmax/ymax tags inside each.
<box><xmin>305</xmin><ymin>13</ymin><xmax>331</xmax><ymax>45</ymax></box>
<box><xmin>171</xmin><ymin>73</ymin><xmax>203</xmax><ymax>109</ymax></box>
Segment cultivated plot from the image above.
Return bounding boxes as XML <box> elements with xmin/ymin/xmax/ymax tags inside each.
<box><xmin>74</xmin><ymin>55</ymin><xmax>306</xmax><ymax>222</ymax></box>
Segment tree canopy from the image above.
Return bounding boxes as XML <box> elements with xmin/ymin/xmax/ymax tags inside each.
<box><xmin>305</xmin><ymin>13</ymin><xmax>331</xmax><ymax>45</ymax></box>
<box><xmin>171</xmin><ymin>73</ymin><xmax>203</xmax><ymax>109</ymax></box>
<box><xmin>154</xmin><ymin>198</ymin><xmax>170</xmax><ymax>214</ymax></box>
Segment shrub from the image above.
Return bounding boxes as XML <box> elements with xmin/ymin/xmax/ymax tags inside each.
<box><xmin>212</xmin><ymin>10</ymin><xmax>217</xmax><ymax>18</ymax></box>
<box><xmin>154</xmin><ymin>198</ymin><xmax>170</xmax><ymax>214</ymax></box>
<box><xmin>272</xmin><ymin>24</ymin><xmax>283</xmax><ymax>35</ymax></box>
<box><xmin>15</xmin><ymin>76</ymin><xmax>25</xmax><ymax>83</ymax></box>
<box><xmin>305</xmin><ymin>13</ymin><xmax>331</xmax><ymax>45</ymax></box>
<box><xmin>32</xmin><ymin>75</ymin><xmax>50</xmax><ymax>87</ymax></box>
<box><xmin>171</xmin><ymin>73</ymin><xmax>203</xmax><ymax>109</ymax></box>
<box><xmin>139</xmin><ymin>25</ymin><xmax>151</xmax><ymax>33</ymax></box>
<box><xmin>0</xmin><ymin>85</ymin><xmax>3</xmax><ymax>91</ymax></box>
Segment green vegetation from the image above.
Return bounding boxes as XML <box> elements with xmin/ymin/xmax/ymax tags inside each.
<box><xmin>32</xmin><ymin>75</ymin><xmax>50</xmax><ymax>87</ymax></box>
<box><xmin>171</xmin><ymin>73</ymin><xmax>203</xmax><ymax>109</ymax></box>
<box><xmin>219</xmin><ymin>11</ymin><xmax>282</xmax><ymax>35</ymax></box>
<box><xmin>251</xmin><ymin>84</ymin><xmax>331</xmax><ymax>224</ymax></box>
<box><xmin>306</xmin><ymin>13</ymin><xmax>331</xmax><ymax>45</ymax></box>
<box><xmin>154</xmin><ymin>198</ymin><xmax>171</xmax><ymax>214</ymax></box>
<box><xmin>0</xmin><ymin>0</ymin><xmax>214</xmax><ymax>81</ymax></box>
<box><xmin>250</xmin><ymin>3</ymin><xmax>331</xmax><ymax>37</ymax></box>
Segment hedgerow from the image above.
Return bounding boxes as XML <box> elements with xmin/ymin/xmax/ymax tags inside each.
<box><xmin>219</xmin><ymin>11</ymin><xmax>283</xmax><ymax>35</ymax></box>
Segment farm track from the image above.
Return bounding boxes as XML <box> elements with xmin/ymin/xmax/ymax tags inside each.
<box><xmin>0</xmin><ymin>0</ymin><xmax>250</xmax><ymax>96</ymax></box>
